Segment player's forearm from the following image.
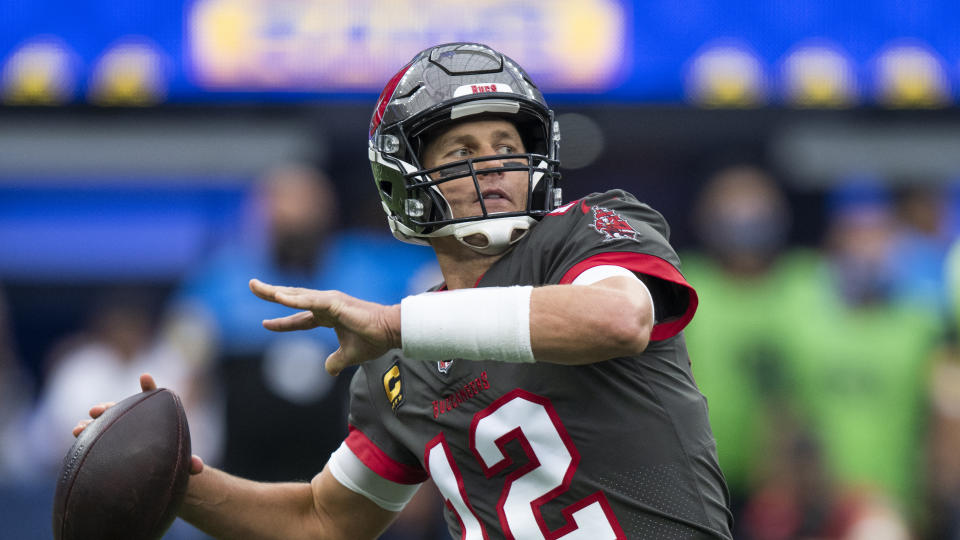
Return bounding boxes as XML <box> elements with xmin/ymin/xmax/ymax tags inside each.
<box><xmin>529</xmin><ymin>280</ymin><xmax>653</xmax><ymax>364</ymax></box>
<box><xmin>179</xmin><ymin>466</ymin><xmax>322</xmax><ymax>540</ymax></box>
<box><xmin>399</xmin><ymin>276</ymin><xmax>653</xmax><ymax>366</ymax></box>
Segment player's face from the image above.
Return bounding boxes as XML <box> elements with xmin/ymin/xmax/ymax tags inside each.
<box><xmin>421</xmin><ymin>119</ymin><xmax>529</xmax><ymax>219</ymax></box>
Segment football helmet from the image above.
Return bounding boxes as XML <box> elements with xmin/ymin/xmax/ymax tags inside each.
<box><xmin>368</xmin><ymin>43</ymin><xmax>561</xmax><ymax>255</ymax></box>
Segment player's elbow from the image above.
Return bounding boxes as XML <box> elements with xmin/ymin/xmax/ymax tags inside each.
<box><xmin>602</xmin><ymin>302</ymin><xmax>652</xmax><ymax>355</ymax></box>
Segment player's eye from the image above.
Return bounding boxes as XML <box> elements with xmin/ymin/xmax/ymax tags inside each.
<box><xmin>496</xmin><ymin>145</ymin><xmax>515</xmax><ymax>154</ymax></box>
<box><xmin>446</xmin><ymin>147</ymin><xmax>470</xmax><ymax>159</ymax></box>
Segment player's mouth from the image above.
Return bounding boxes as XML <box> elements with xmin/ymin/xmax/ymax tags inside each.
<box><xmin>476</xmin><ymin>188</ymin><xmax>514</xmax><ymax>213</ymax></box>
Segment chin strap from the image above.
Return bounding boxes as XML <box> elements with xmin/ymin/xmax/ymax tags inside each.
<box><xmin>450</xmin><ymin>216</ymin><xmax>536</xmax><ymax>255</ymax></box>
<box><xmin>388</xmin><ymin>214</ymin><xmax>538</xmax><ymax>255</ymax></box>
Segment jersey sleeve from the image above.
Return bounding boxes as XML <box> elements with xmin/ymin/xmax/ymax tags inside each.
<box><xmin>327</xmin><ymin>363</ymin><xmax>428</xmax><ymax>510</ymax></box>
<box><xmin>545</xmin><ymin>190</ymin><xmax>698</xmax><ymax>340</ymax></box>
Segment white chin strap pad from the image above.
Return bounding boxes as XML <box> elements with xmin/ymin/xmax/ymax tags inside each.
<box><xmin>452</xmin><ymin>217</ymin><xmax>536</xmax><ymax>255</ymax></box>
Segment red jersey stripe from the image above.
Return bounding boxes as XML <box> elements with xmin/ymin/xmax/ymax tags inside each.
<box><xmin>344</xmin><ymin>425</ymin><xmax>429</xmax><ymax>484</ymax></box>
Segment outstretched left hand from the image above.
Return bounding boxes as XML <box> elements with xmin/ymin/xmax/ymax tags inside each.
<box><xmin>249</xmin><ymin>279</ymin><xmax>402</xmax><ymax>375</ymax></box>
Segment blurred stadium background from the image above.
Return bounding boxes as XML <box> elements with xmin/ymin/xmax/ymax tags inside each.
<box><xmin>2</xmin><ymin>1</ymin><xmax>960</xmax><ymax>538</ymax></box>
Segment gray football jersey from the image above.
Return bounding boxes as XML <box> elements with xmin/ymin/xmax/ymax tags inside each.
<box><xmin>344</xmin><ymin>190</ymin><xmax>733</xmax><ymax>539</ymax></box>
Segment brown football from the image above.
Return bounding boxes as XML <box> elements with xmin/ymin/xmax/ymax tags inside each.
<box><xmin>52</xmin><ymin>388</ymin><xmax>192</xmax><ymax>540</ymax></box>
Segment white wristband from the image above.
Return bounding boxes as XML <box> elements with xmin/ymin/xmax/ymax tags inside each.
<box><xmin>401</xmin><ymin>286</ymin><xmax>535</xmax><ymax>363</ymax></box>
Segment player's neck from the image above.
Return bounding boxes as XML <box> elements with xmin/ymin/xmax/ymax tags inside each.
<box><xmin>430</xmin><ymin>236</ymin><xmax>506</xmax><ymax>290</ymax></box>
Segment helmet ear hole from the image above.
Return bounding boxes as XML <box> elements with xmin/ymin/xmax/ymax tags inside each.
<box><xmin>424</xmin><ymin>186</ymin><xmax>450</xmax><ymax>221</ymax></box>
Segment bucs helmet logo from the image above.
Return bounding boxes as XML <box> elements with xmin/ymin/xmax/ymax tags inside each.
<box><xmin>590</xmin><ymin>205</ymin><xmax>642</xmax><ymax>243</ymax></box>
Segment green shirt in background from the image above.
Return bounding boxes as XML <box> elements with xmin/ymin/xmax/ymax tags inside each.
<box><xmin>683</xmin><ymin>251</ymin><xmax>819</xmax><ymax>496</ymax></box>
<box><xmin>777</xmin><ymin>257</ymin><xmax>940</xmax><ymax>513</ymax></box>
<box><xmin>685</xmin><ymin>249</ymin><xmax>940</xmax><ymax>514</ymax></box>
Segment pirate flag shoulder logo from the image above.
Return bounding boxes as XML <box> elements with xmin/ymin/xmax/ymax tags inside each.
<box><xmin>590</xmin><ymin>205</ymin><xmax>642</xmax><ymax>243</ymax></box>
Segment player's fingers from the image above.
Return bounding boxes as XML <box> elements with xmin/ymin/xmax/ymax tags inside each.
<box><xmin>249</xmin><ymin>278</ymin><xmax>279</xmax><ymax>301</ymax></box>
<box><xmin>274</xmin><ymin>289</ymin><xmax>340</xmax><ymax>314</ymax></box>
<box><xmin>249</xmin><ymin>279</ymin><xmax>312</xmax><ymax>302</ymax></box>
<box><xmin>252</xmin><ymin>281</ymin><xmax>346</xmax><ymax>331</ymax></box>
<box><xmin>189</xmin><ymin>455</ymin><xmax>204</xmax><ymax>475</ymax></box>
<box><xmin>140</xmin><ymin>373</ymin><xmax>157</xmax><ymax>392</ymax></box>
<box><xmin>72</xmin><ymin>419</ymin><xmax>92</xmax><ymax>437</ymax></box>
<box><xmin>89</xmin><ymin>401</ymin><xmax>115</xmax><ymax>419</ymax></box>
<box><xmin>325</xmin><ymin>348</ymin><xmax>346</xmax><ymax>376</ymax></box>
<box><xmin>262</xmin><ymin>310</ymin><xmax>321</xmax><ymax>332</ymax></box>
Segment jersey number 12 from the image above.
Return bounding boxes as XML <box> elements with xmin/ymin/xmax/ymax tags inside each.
<box><xmin>424</xmin><ymin>389</ymin><xmax>625</xmax><ymax>540</ymax></box>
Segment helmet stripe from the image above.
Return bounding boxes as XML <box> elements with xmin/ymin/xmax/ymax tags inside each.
<box><xmin>370</xmin><ymin>63</ymin><xmax>413</xmax><ymax>137</ymax></box>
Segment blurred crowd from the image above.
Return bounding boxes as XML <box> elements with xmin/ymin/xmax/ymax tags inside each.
<box><xmin>685</xmin><ymin>166</ymin><xmax>959</xmax><ymax>540</ymax></box>
<box><xmin>0</xmin><ymin>159</ymin><xmax>958</xmax><ymax>540</ymax></box>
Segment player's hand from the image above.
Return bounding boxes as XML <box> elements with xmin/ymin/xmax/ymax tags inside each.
<box><xmin>249</xmin><ymin>279</ymin><xmax>402</xmax><ymax>376</ymax></box>
<box><xmin>71</xmin><ymin>373</ymin><xmax>204</xmax><ymax>475</ymax></box>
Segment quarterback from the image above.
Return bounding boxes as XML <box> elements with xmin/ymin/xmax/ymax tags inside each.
<box><xmin>76</xmin><ymin>43</ymin><xmax>733</xmax><ymax>539</ymax></box>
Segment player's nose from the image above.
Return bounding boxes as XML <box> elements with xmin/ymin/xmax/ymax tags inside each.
<box><xmin>473</xmin><ymin>151</ymin><xmax>505</xmax><ymax>176</ymax></box>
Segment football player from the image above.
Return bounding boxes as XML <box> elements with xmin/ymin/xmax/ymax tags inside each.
<box><xmin>77</xmin><ymin>43</ymin><xmax>733</xmax><ymax>539</ymax></box>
